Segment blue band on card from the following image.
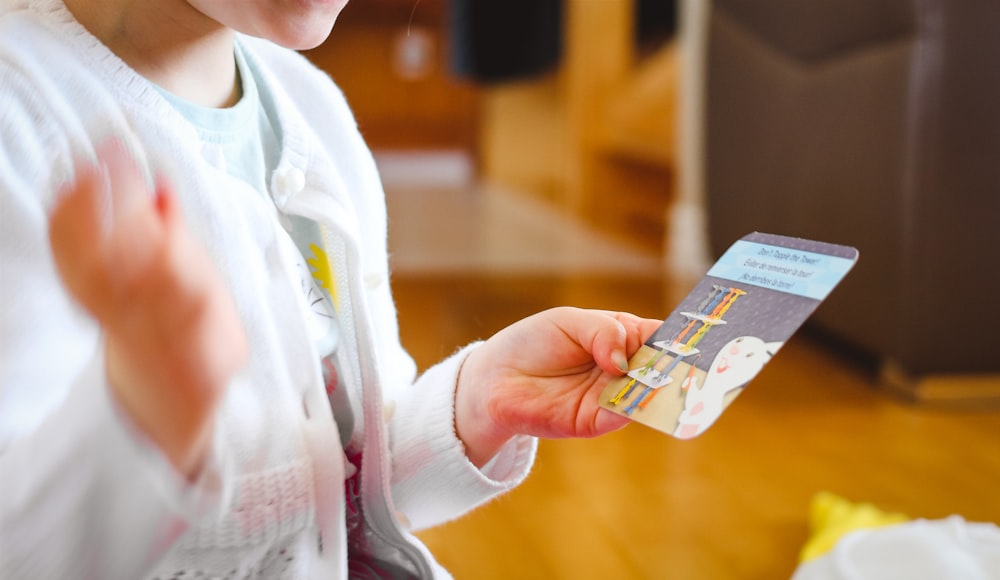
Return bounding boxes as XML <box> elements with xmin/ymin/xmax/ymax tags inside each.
<box><xmin>706</xmin><ymin>240</ymin><xmax>855</xmax><ymax>300</ymax></box>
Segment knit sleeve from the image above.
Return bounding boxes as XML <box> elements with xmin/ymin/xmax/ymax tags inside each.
<box><xmin>0</xmin><ymin>160</ymin><xmax>234</xmax><ymax>580</ymax></box>
<box><xmin>0</xmin><ymin>64</ymin><xmax>231</xmax><ymax>579</ymax></box>
<box><xmin>0</xmin><ymin>349</ymin><xmax>232</xmax><ymax>579</ymax></box>
<box><xmin>387</xmin><ymin>344</ymin><xmax>537</xmax><ymax>531</ymax></box>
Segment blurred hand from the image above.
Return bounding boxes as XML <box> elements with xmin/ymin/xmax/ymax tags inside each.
<box><xmin>455</xmin><ymin>307</ymin><xmax>662</xmax><ymax>466</ymax></box>
<box><xmin>48</xmin><ymin>138</ymin><xmax>247</xmax><ymax>479</ymax></box>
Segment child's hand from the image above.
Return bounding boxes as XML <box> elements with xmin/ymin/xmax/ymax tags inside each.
<box><xmin>48</xmin><ymin>139</ymin><xmax>247</xmax><ymax>479</ymax></box>
<box><xmin>455</xmin><ymin>307</ymin><xmax>662</xmax><ymax>466</ymax></box>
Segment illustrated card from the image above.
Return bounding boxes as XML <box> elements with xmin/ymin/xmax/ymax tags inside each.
<box><xmin>599</xmin><ymin>232</ymin><xmax>858</xmax><ymax>438</ymax></box>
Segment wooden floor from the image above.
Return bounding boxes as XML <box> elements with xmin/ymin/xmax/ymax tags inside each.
<box><xmin>392</xmin><ymin>271</ymin><xmax>1000</xmax><ymax>579</ymax></box>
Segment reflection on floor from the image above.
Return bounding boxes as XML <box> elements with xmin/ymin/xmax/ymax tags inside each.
<box><xmin>382</xmin><ymin>162</ymin><xmax>1000</xmax><ymax>580</ymax></box>
<box><xmin>387</xmin><ymin>181</ymin><xmax>662</xmax><ymax>277</ymax></box>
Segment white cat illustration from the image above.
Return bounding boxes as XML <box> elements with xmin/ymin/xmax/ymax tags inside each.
<box><xmin>673</xmin><ymin>336</ymin><xmax>782</xmax><ymax>439</ymax></box>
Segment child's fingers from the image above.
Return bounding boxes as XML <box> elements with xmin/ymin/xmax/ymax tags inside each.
<box><xmin>610</xmin><ymin>312</ymin><xmax>664</xmax><ymax>358</ymax></box>
<box><xmin>593</xmin><ymin>406</ymin><xmax>631</xmax><ymax>435</ymax></box>
<box><xmin>154</xmin><ymin>174</ymin><xmax>184</xmax><ymax>232</ymax></box>
<box><xmin>48</xmin><ymin>163</ymin><xmax>113</xmax><ymax>315</ymax></box>
<box><xmin>592</xmin><ymin>316</ymin><xmax>631</xmax><ymax>375</ymax></box>
<box><xmin>49</xmin><ymin>139</ymin><xmax>163</xmax><ymax>323</ymax></box>
<box><xmin>575</xmin><ymin>310</ymin><xmax>663</xmax><ymax>375</ymax></box>
<box><xmin>95</xmin><ymin>137</ymin><xmax>151</xmax><ymax>225</ymax></box>
<box><xmin>539</xmin><ymin>308</ymin><xmax>631</xmax><ymax>376</ymax></box>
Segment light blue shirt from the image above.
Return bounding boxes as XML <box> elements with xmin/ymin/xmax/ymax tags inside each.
<box><xmin>154</xmin><ymin>45</ymin><xmax>340</xmax><ymax>359</ymax></box>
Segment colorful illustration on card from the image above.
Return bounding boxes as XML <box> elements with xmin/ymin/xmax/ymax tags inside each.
<box><xmin>600</xmin><ymin>232</ymin><xmax>858</xmax><ymax>438</ymax></box>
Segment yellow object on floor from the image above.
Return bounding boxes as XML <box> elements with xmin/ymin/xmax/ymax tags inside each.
<box><xmin>799</xmin><ymin>491</ymin><xmax>910</xmax><ymax>563</ymax></box>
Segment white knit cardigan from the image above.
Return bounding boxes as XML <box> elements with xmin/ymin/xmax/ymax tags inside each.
<box><xmin>0</xmin><ymin>0</ymin><xmax>536</xmax><ymax>577</ymax></box>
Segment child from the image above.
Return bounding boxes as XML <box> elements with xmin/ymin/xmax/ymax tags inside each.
<box><xmin>0</xmin><ymin>0</ymin><xmax>660</xmax><ymax>577</ymax></box>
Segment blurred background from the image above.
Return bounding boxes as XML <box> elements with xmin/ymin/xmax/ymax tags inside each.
<box><xmin>303</xmin><ymin>0</ymin><xmax>1000</xmax><ymax>577</ymax></box>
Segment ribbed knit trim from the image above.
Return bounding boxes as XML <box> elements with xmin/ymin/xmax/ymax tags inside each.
<box><xmin>32</xmin><ymin>0</ymin><xmax>165</xmax><ymax>111</ymax></box>
<box><xmin>28</xmin><ymin>0</ymin><xmax>205</xmax><ymax>153</ymax></box>
<box><xmin>389</xmin><ymin>343</ymin><xmax>538</xmax><ymax>531</ymax></box>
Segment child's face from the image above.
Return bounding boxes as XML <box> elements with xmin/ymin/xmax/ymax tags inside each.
<box><xmin>188</xmin><ymin>0</ymin><xmax>350</xmax><ymax>50</ymax></box>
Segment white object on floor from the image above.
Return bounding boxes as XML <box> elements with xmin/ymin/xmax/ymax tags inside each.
<box><xmin>792</xmin><ymin>516</ymin><xmax>1000</xmax><ymax>580</ymax></box>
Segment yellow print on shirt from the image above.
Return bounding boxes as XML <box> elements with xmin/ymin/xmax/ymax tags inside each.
<box><xmin>306</xmin><ymin>242</ymin><xmax>339</xmax><ymax>311</ymax></box>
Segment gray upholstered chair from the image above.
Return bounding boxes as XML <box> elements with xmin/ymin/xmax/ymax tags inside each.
<box><xmin>701</xmin><ymin>0</ymin><xmax>1000</xmax><ymax>401</ymax></box>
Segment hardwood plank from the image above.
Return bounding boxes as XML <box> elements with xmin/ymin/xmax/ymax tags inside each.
<box><xmin>392</xmin><ymin>273</ymin><xmax>1000</xmax><ymax>579</ymax></box>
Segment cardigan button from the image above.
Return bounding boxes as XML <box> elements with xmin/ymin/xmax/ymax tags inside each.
<box><xmin>273</xmin><ymin>166</ymin><xmax>306</xmax><ymax>206</ymax></box>
<box><xmin>382</xmin><ymin>399</ymin><xmax>396</xmax><ymax>423</ymax></box>
<box><xmin>394</xmin><ymin>510</ymin><xmax>412</xmax><ymax>531</ymax></box>
<box><xmin>364</xmin><ymin>272</ymin><xmax>383</xmax><ymax>291</ymax></box>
